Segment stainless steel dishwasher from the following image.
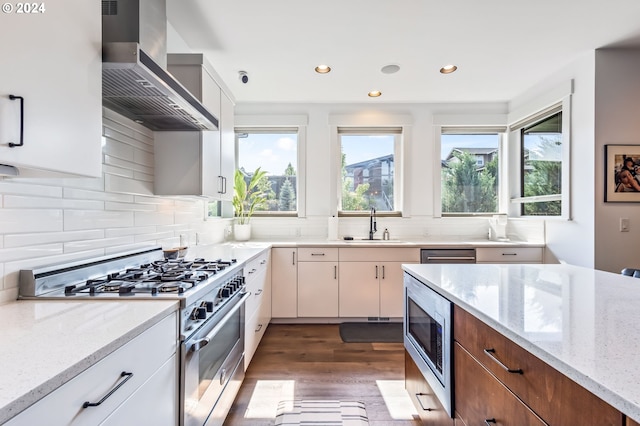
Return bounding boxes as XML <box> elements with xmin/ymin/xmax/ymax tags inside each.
<box><xmin>420</xmin><ymin>248</ymin><xmax>476</xmax><ymax>263</ymax></box>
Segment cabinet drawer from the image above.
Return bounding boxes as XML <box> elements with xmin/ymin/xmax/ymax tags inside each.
<box><xmin>338</xmin><ymin>247</ymin><xmax>419</xmax><ymax>262</ymax></box>
<box><xmin>298</xmin><ymin>247</ymin><xmax>339</xmax><ymax>262</ymax></box>
<box><xmin>245</xmin><ymin>268</ymin><xmax>267</xmax><ymax>316</ymax></box>
<box><xmin>245</xmin><ymin>306</ymin><xmax>268</xmax><ymax>368</ymax></box>
<box><xmin>405</xmin><ymin>351</ymin><xmax>454</xmax><ymax>426</ymax></box>
<box><xmin>6</xmin><ymin>312</ymin><xmax>177</xmax><ymax>426</ymax></box>
<box><xmin>454</xmin><ymin>343</ymin><xmax>546</xmax><ymax>426</ymax></box>
<box><xmin>245</xmin><ymin>250</ymin><xmax>270</xmax><ymax>278</ymax></box>
<box><xmin>454</xmin><ymin>306</ymin><xmax>622</xmax><ymax>425</ymax></box>
<box><xmin>476</xmin><ymin>247</ymin><xmax>542</xmax><ymax>263</ymax></box>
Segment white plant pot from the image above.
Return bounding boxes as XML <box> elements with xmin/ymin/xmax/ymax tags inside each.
<box><xmin>234</xmin><ymin>223</ymin><xmax>251</xmax><ymax>241</ymax></box>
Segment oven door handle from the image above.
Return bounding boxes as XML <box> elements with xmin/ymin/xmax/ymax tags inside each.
<box><xmin>191</xmin><ymin>291</ymin><xmax>250</xmax><ymax>352</ymax></box>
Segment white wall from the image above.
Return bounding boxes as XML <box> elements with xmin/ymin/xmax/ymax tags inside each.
<box><xmin>0</xmin><ymin>109</ymin><xmax>231</xmax><ymax>304</ymax></box>
<box><xmin>594</xmin><ymin>48</ymin><xmax>640</xmax><ymax>273</ymax></box>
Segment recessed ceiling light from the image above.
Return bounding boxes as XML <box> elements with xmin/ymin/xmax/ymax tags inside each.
<box><xmin>368</xmin><ymin>91</ymin><xmax>382</xmax><ymax>97</ymax></box>
<box><xmin>381</xmin><ymin>64</ymin><xmax>400</xmax><ymax>74</ymax></box>
<box><xmin>315</xmin><ymin>65</ymin><xmax>331</xmax><ymax>74</ymax></box>
<box><xmin>440</xmin><ymin>64</ymin><xmax>458</xmax><ymax>74</ymax></box>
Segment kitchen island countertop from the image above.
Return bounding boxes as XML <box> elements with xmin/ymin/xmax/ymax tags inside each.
<box><xmin>403</xmin><ymin>263</ymin><xmax>640</xmax><ymax>422</ymax></box>
<box><xmin>0</xmin><ymin>299</ymin><xmax>178</xmax><ymax>424</ymax></box>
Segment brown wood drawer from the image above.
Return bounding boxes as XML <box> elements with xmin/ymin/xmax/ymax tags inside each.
<box><xmin>297</xmin><ymin>247</ymin><xmax>339</xmax><ymax>262</ymax></box>
<box><xmin>455</xmin><ymin>342</ymin><xmax>546</xmax><ymax>425</ymax></box>
<box><xmin>628</xmin><ymin>417</ymin><xmax>640</xmax><ymax>426</ymax></box>
<box><xmin>454</xmin><ymin>306</ymin><xmax>622</xmax><ymax>426</ymax></box>
<box><xmin>405</xmin><ymin>351</ymin><xmax>454</xmax><ymax>426</ymax></box>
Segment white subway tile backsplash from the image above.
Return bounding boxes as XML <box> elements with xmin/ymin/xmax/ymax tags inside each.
<box><xmin>102</xmin><ymin>163</ymin><xmax>135</xmax><ymax>179</ymax></box>
<box><xmin>63</xmin><ymin>187</ymin><xmax>132</xmax><ymax>203</ymax></box>
<box><xmin>104</xmin><ymin>201</ymin><xmax>157</xmax><ymax>212</ymax></box>
<box><xmin>0</xmin><ymin>182</ymin><xmax>62</xmax><ymax>198</ymax></box>
<box><xmin>105</xmin><ymin>154</ymin><xmax>154</xmax><ymax>175</ymax></box>
<box><xmin>64</xmin><ymin>236</ymin><xmax>134</xmax><ymax>253</ymax></box>
<box><xmin>0</xmin><ymin>244</ymin><xmax>63</xmax><ymax>263</ymax></box>
<box><xmin>5</xmin><ymin>230</ymin><xmax>105</xmax><ymax>248</ymax></box>
<box><xmin>0</xmin><ymin>210</ymin><xmax>63</xmax><ymax>234</ymax></box>
<box><xmin>103</xmin><ymin>137</ymin><xmax>135</xmax><ymax>162</ymax></box>
<box><xmin>4</xmin><ymin>195</ymin><xmax>104</xmax><ymax>211</ymax></box>
<box><xmin>104</xmin><ymin>226</ymin><xmax>156</xmax><ymax>238</ymax></box>
<box><xmin>64</xmin><ymin>210</ymin><xmax>134</xmax><ymax>231</ymax></box>
<box><xmin>134</xmin><ymin>210</ymin><xmax>175</xmax><ymax>227</ymax></box>
<box><xmin>105</xmin><ymin>173</ymin><xmax>153</xmax><ymax>196</ymax></box>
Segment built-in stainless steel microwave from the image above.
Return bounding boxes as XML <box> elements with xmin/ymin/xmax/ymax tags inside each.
<box><xmin>403</xmin><ymin>272</ymin><xmax>453</xmax><ymax>417</ymax></box>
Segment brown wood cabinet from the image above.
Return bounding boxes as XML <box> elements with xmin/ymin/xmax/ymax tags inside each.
<box><xmin>454</xmin><ymin>305</ymin><xmax>623</xmax><ymax>426</ymax></box>
<box><xmin>628</xmin><ymin>417</ymin><xmax>640</xmax><ymax>426</ymax></box>
<box><xmin>454</xmin><ymin>342</ymin><xmax>546</xmax><ymax>425</ymax></box>
<box><xmin>405</xmin><ymin>351</ymin><xmax>454</xmax><ymax>426</ymax></box>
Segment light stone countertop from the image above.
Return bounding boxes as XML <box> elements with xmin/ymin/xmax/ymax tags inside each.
<box><xmin>0</xmin><ymin>299</ymin><xmax>178</xmax><ymax>424</ymax></box>
<box><xmin>403</xmin><ymin>263</ymin><xmax>640</xmax><ymax>423</ymax></box>
<box><xmin>211</xmin><ymin>238</ymin><xmax>544</xmax><ymax>249</ymax></box>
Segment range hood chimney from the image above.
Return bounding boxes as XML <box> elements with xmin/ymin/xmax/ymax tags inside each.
<box><xmin>102</xmin><ymin>0</ymin><xmax>218</xmax><ymax>131</ymax></box>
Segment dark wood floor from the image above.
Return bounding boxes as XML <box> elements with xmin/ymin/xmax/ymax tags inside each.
<box><xmin>224</xmin><ymin>324</ymin><xmax>422</xmax><ymax>425</ymax></box>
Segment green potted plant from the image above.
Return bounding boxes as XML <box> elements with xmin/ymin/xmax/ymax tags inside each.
<box><xmin>232</xmin><ymin>167</ymin><xmax>267</xmax><ymax>241</ymax></box>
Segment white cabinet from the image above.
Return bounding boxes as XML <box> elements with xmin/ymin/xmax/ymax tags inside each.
<box><xmin>339</xmin><ymin>248</ymin><xmax>420</xmax><ymax>318</ymax></box>
<box><xmin>156</xmin><ymin>54</ymin><xmax>234</xmax><ymax>198</ymax></box>
<box><xmin>245</xmin><ymin>249</ymin><xmax>271</xmax><ymax>370</ymax></box>
<box><xmin>297</xmin><ymin>248</ymin><xmax>339</xmax><ymax>317</ymax></box>
<box><xmin>271</xmin><ymin>248</ymin><xmax>298</xmax><ymax>318</ymax></box>
<box><xmin>476</xmin><ymin>247</ymin><xmax>543</xmax><ymax>263</ymax></box>
<box><xmin>6</xmin><ymin>312</ymin><xmax>178</xmax><ymax>426</ymax></box>
<box><xmin>0</xmin><ymin>0</ymin><xmax>102</xmax><ymax>177</ymax></box>
<box><xmin>154</xmin><ymin>130</ymin><xmax>221</xmax><ymax>196</ymax></box>
<box><xmin>219</xmin><ymin>91</ymin><xmax>235</xmax><ymax>202</ymax></box>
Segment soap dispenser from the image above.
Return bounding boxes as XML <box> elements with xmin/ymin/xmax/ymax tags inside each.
<box><xmin>383</xmin><ymin>228</ymin><xmax>390</xmax><ymax>240</ymax></box>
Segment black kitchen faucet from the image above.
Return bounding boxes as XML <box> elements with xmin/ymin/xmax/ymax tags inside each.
<box><xmin>369</xmin><ymin>207</ymin><xmax>377</xmax><ymax>240</ymax></box>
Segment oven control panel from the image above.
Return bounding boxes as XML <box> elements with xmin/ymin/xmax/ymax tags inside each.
<box><xmin>181</xmin><ymin>271</ymin><xmax>245</xmax><ymax>339</ymax></box>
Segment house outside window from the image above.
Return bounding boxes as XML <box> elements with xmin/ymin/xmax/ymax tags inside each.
<box><xmin>338</xmin><ymin>127</ymin><xmax>401</xmax><ymax>213</ymax></box>
<box><xmin>440</xmin><ymin>130</ymin><xmax>502</xmax><ymax>215</ymax></box>
<box><xmin>235</xmin><ymin>128</ymin><xmax>298</xmax><ymax>214</ymax></box>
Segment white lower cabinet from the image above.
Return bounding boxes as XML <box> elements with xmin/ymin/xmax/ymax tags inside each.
<box><xmin>339</xmin><ymin>248</ymin><xmax>420</xmax><ymax>318</ymax></box>
<box><xmin>271</xmin><ymin>248</ymin><xmax>298</xmax><ymax>318</ymax></box>
<box><xmin>297</xmin><ymin>248</ymin><xmax>339</xmax><ymax>317</ymax></box>
<box><xmin>244</xmin><ymin>250</ymin><xmax>271</xmax><ymax>370</ymax></box>
<box><xmin>6</xmin><ymin>312</ymin><xmax>178</xmax><ymax>426</ymax></box>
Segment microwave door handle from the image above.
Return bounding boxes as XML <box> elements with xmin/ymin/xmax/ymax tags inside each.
<box><xmin>190</xmin><ymin>292</ymin><xmax>250</xmax><ymax>352</ymax></box>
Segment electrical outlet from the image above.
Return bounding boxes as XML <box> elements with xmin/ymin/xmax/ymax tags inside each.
<box><xmin>620</xmin><ymin>218</ymin><xmax>630</xmax><ymax>232</ymax></box>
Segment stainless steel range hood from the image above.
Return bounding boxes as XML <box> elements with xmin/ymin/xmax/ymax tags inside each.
<box><xmin>102</xmin><ymin>0</ymin><xmax>218</xmax><ymax>131</ymax></box>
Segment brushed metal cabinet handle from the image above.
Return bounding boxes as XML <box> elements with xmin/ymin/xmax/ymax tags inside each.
<box><xmin>484</xmin><ymin>348</ymin><xmax>523</xmax><ymax>374</ymax></box>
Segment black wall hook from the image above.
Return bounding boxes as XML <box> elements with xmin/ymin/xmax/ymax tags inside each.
<box><xmin>8</xmin><ymin>95</ymin><xmax>24</xmax><ymax>148</ymax></box>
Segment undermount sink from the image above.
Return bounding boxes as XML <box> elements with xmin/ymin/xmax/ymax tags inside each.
<box><xmin>345</xmin><ymin>238</ymin><xmax>405</xmax><ymax>243</ymax></box>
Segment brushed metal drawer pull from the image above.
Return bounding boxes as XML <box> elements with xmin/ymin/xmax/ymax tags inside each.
<box><xmin>260</xmin><ymin>259</ymin><xmax>266</xmax><ymax>264</ymax></box>
<box><xmin>255</xmin><ymin>289</ymin><xmax>263</xmax><ymax>296</ymax></box>
<box><xmin>484</xmin><ymin>419</ymin><xmax>497</xmax><ymax>425</ymax></box>
<box><xmin>82</xmin><ymin>371</ymin><xmax>133</xmax><ymax>408</ymax></box>
<box><xmin>311</xmin><ymin>253</ymin><xmax>325</xmax><ymax>256</ymax></box>
<box><xmin>8</xmin><ymin>95</ymin><xmax>24</xmax><ymax>148</ymax></box>
<box><xmin>501</xmin><ymin>253</ymin><xmax>517</xmax><ymax>256</ymax></box>
<box><xmin>255</xmin><ymin>323</ymin><xmax>263</xmax><ymax>332</ymax></box>
<box><xmin>414</xmin><ymin>393</ymin><xmax>434</xmax><ymax>411</ymax></box>
<box><xmin>484</xmin><ymin>348</ymin><xmax>523</xmax><ymax>374</ymax></box>
<box><xmin>426</xmin><ymin>256</ymin><xmax>476</xmax><ymax>261</ymax></box>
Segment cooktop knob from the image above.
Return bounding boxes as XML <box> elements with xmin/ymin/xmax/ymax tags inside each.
<box><xmin>221</xmin><ymin>287</ymin><xmax>231</xmax><ymax>298</ymax></box>
<box><xmin>203</xmin><ymin>301</ymin><xmax>214</xmax><ymax>312</ymax></box>
<box><xmin>191</xmin><ymin>307</ymin><xmax>206</xmax><ymax>320</ymax></box>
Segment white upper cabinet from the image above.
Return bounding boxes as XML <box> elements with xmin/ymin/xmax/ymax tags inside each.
<box><xmin>154</xmin><ymin>54</ymin><xmax>234</xmax><ymax>197</ymax></box>
<box><xmin>0</xmin><ymin>0</ymin><xmax>102</xmax><ymax>177</ymax></box>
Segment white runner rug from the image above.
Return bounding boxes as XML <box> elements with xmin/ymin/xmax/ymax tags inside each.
<box><xmin>274</xmin><ymin>400</ymin><xmax>369</xmax><ymax>425</ymax></box>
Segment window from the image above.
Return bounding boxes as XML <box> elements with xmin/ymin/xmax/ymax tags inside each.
<box><xmin>440</xmin><ymin>129</ymin><xmax>502</xmax><ymax>215</ymax></box>
<box><xmin>520</xmin><ymin>111</ymin><xmax>562</xmax><ymax>216</ymax></box>
<box><xmin>338</xmin><ymin>127</ymin><xmax>401</xmax><ymax>213</ymax></box>
<box><xmin>235</xmin><ymin>128</ymin><xmax>298</xmax><ymax>214</ymax></box>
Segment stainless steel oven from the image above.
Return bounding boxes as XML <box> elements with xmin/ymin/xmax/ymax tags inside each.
<box><xmin>182</xmin><ymin>287</ymin><xmax>249</xmax><ymax>426</ymax></box>
<box><xmin>404</xmin><ymin>272</ymin><xmax>453</xmax><ymax>417</ymax></box>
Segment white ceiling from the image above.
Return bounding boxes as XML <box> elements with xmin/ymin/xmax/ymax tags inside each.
<box><xmin>166</xmin><ymin>0</ymin><xmax>640</xmax><ymax>105</ymax></box>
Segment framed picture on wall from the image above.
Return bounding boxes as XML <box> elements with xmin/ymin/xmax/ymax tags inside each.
<box><xmin>605</xmin><ymin>144</ymin><xmax>640</xmax><ymax>202</ymax></box>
